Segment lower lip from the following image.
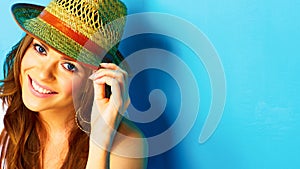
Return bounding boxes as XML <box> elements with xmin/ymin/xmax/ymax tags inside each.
<box><xmin>28</xmin><ymin>76</ymin><xmax>57</xmax><ymax>98</ymax></box>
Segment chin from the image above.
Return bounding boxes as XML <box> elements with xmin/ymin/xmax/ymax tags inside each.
<box><xmin>21</xmin><ymin>89</ymin><xmax>43</xmax><ymax>113</ymax></box>
<box><xmin>22</xmin><ymin>96</ymin><xmax>42</xmax><ymax>112</ymax></box>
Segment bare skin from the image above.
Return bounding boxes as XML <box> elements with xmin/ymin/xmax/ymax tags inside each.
<box><xmin>20</xmin><ymin>38</ymin><xmax>147</xmax><ymax>169</ymax></box>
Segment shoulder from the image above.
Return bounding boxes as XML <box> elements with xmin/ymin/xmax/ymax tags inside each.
<box><xmin>110</xmin><ymin>118</ymin><xmax>148</xmax><ymax>168</ymax></box>
<box><xmin>111</xmin><ymin>118</ymin><xmax>148</xmax><ymax>156</ymax></box>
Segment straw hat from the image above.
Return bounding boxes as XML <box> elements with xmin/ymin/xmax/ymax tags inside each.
<box><xmin>12</xmin><ymin>0</ymin><xmax>127</xmax><ymax>69</ymax></box>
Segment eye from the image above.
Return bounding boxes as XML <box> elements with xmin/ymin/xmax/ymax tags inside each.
<box><xmin>62</xmin><ymin>62</ymin><xmax>78</xmax><ymax>72</ymax></box>
<box><xmin>33</xmin><ymin>43</ymin><xmax>47</xmax><ymax>55</ymax></box>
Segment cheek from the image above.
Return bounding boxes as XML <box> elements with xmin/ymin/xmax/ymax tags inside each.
<box><xmin>21</xmin><ymin>49</ymin><xmax>37</xmax><ymax>69</ymax></box>
<box><xmin>62</xmin><ymin>76</ymin><xmax>88</xmax><ymax>98</ymax></box>
<box><xmin>60</xmin><ymin>79</ymin><xmax>74</xmax><ymax>96</ymax></box>
<box><xmin>20</xmin><ymin>50</ymin><xmax>36</xmax><ymax>84</ymax></box>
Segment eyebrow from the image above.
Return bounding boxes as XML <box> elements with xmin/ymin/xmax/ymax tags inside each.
<box><xmin>33</xmin><ymin>39</ymin><xmax>77</xmax><ymax>62</ymax></box>
<box><xmin>60</xmin><ymin>56</ymin><xmax>77</xmax><ymax>62</ymax></box>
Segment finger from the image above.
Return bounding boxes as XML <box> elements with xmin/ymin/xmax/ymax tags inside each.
<box><xmin>93</xmin><ymin>76</ymin><xmax>122</xmax><ymax>111</ymax></box>
<box><xmin>100</xmin><ymin>63</ymin><xmax>119</xmax><ymax>70</ymax></box>
<box><xmin>90</xmin><ymin>67</ymin><xmax>128</xmax><ymax>84</ymax></box>
<box><xmin>92</xmin><ymin>69</ymin><xmax>125</xmax><ymax>81</ymax></box>
<box><xmin>96</xmin><ymin>63</ymin><xmax>129</xmax><ymax>88</ymax></box>
<box><xmin>89</xmin><ymin>69</ymin><xmax>120</xmax><ymax>93</ymax></box>
<box><xmin>92</xmin><ymin>66</ymin><xmax>130</xmax><ymax>112</ymax></box>
<box><xmin>90</xmin><ymin>69</ymin><xmax>128</xmax><ymax>99</ymax></box>
<box><xmin>92</xmin><ymin>79</ymin><xmax>106</xmax><ymax>100</ymax></box>
<box><xmin>100</xmin><ymin>63</ymin><xmax>128</xmax><ymax>75</ymax></box>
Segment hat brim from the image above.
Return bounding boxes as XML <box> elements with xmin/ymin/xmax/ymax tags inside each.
<box><xmin>11</xmin><ymin>3</ymin><xmax>125</xmax><ymax>70</ymax></box>
<box><xmin>12</xmin><ymin>3</ymin><xmax>44</xmax><ymax>23</ymax></box>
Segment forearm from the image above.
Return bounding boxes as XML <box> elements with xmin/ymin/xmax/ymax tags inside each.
<box><xmin>86</xmin><ymin>110</ymin><xmax>119</xmax><ymax>169</ymax></box>
<box><xmin>85</xmin><ymin>140</ymin><xmax>110</xmax><ymax>169</ymax></box>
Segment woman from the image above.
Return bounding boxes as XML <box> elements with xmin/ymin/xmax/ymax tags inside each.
<box><xmin>0</xmin><ymin>0</ymin><xmax>147</xmax><ymax>168</ymax></box>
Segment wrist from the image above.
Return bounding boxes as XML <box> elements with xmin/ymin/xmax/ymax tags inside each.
<box><xmin>86</xmin><ymin>140</ymin><xmax>109</xmax><ymax>169</ymax></box>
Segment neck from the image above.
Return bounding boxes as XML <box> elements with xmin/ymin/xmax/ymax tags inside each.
<box><xmin>37</xmin><ymin>109</ymin><xmax>74</xmax><ymax>169</ymax></box>
<box><xmin>38</xmin><ymin>109</ymin><xmax>75</xmax><ymax>134</ymax></box>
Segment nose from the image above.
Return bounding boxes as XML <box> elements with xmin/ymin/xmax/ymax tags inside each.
<box><xmin>37</xmin><ymin>59</ymin><xmax>57</xmax><ymax>81</ymax></box>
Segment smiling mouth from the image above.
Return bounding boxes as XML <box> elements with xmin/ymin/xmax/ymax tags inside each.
<box><xmin>29</xmin><ymin>76</ymin><xmax>57</xmax><ymax>94</ymax></box>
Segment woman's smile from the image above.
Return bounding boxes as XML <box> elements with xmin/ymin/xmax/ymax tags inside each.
<box><xmin>28</xmin><ymin>75</ymin><xmax>58</xmax><ymax>97</ymax></box>
<box><xmin>20</xmin><ymin>39</ymin><xmax>89</xmax><ymax>112</ymax></box>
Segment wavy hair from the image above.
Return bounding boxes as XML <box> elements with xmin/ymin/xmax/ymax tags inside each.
<box><xmin>0</xmin><ymin>35</ymin><xmax>90</xmax><ymax>169</ymax></box>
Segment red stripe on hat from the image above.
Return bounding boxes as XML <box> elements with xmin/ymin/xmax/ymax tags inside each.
<box><xmin>39</xmin><ymin>10</ymin><xmax>106</xmax><ymax>57</ymax></box>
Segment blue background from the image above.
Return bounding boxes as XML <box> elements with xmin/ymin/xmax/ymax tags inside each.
<box><xmin>1</xmin><ymin>0</ymin><xmax>300</xmax><ymax>169</ymax></box>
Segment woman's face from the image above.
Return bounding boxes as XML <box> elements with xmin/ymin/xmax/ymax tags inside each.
<box><xmin>20</xmin><ymin>38</ymin><xmax>91</xmax><ymax>115</ymax></box>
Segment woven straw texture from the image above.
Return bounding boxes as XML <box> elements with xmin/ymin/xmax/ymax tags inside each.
<box><xmin>12</xmin><ymin>0</ymin><xmax>127</xmax><ymax>67</ymax></box>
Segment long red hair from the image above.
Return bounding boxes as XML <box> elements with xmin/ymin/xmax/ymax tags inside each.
<box><xmin>0</xmin><ymin>35</ymin><xmax>90</xmax><ymax>169</ymax></box>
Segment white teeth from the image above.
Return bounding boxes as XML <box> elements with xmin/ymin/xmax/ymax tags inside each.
<box><xmin>32</xmin><ymin>80</ymin><xmax>52</xmax><ymax>94</ymax></box>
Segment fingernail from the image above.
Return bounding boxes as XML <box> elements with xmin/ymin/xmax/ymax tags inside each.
<box><xmin>89</xmin><ymin>73</ymin><xmax>96</xmax><ymax>80</ymax></box>
<box><xmin>100</xmin><ymin>63</ymin><xmax>108</xmax><ymax>67</ymax></box>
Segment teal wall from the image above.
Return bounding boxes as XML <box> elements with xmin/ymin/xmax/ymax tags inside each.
<box><xmin>1</xmin><ymin>0</ymin><xmax>300</xmax><ymax>169</ymax></box>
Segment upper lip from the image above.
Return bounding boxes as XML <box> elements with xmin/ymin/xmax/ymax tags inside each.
<box><xmin>28</xmin><ymin>75</ymin><xmax>58</xmax><ymax>94</ymax></box>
